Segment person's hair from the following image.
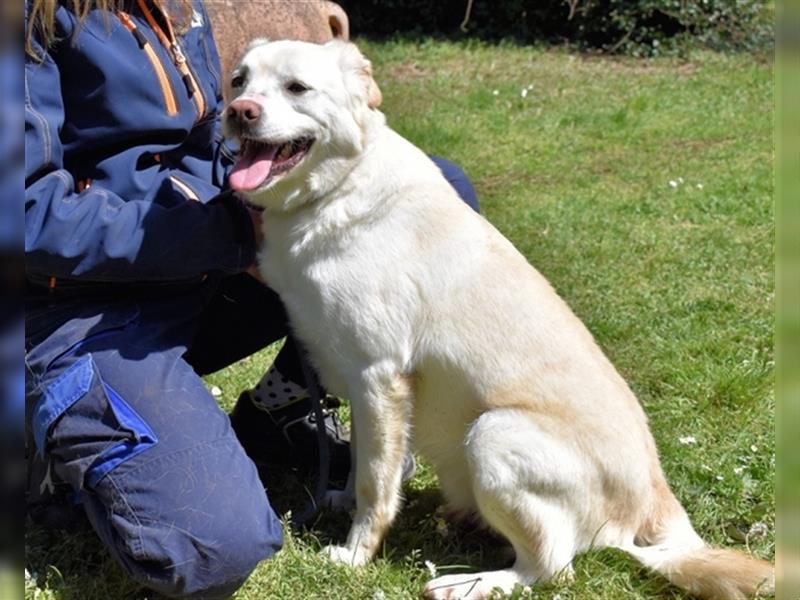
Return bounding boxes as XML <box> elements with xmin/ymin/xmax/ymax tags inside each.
<box><xmin>26</xmin><ymin>0</ymin><xmax>191</xmax><ymax>59</ymax></box>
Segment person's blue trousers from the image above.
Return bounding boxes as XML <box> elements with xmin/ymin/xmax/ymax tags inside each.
<box><xmin>25</xmin><ymin>157</ymin><xmax>478</xmax><ymax>598</ymax></box>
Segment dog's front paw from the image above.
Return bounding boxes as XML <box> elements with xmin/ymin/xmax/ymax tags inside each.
<box><xmin>423</xmin><ymin>573</ymin><xmax>502</xmax><ymax>600</ymax></box>
<box><xmin>321</xmin><ymin>544</ymin><xmax>368</xmax><ymax>567</ymax></box>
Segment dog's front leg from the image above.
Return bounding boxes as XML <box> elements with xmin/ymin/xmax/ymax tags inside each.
<box><xmin>323</xmin><ymin>368</ymin><xmax>413</xmax><ymax>566</ymax></box>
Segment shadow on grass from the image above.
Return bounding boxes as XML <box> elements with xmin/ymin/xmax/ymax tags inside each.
<box><xmin>26</xmin><ymin>517</ymin><xmax>151</xmax><ymax>600</ymax></box>
<box><xmin>290</xmin><ymin>477</ymin><xmax>514</xmax><ymax>573</ymax></box>
<box><xmin>27</xmin><ymin>461</ymin><xmax>685</xmax><ymax>599</ymax></box>
<box><xmin>26</xmin><ymin>469</ymin><xmax>692</xmax><ymax>600</ymax></box>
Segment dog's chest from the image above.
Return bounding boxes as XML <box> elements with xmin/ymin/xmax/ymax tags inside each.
<box><xmin>260</xmin><ymin>223</ymin><xmax>417</xmax><ymax>378</ymax></box>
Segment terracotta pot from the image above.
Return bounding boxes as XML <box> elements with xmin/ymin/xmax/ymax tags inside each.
<box><xmin>205</xmin><ymin>0</ymin><xmax>349</xmax><ymax>98</ymax></box>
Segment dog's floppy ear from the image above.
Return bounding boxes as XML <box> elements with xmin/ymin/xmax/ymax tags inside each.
<box><xmin>364</xmin><ymin>63</ymin><xmax>383</xmax><ymax>109</ymax></box>
<box><xmin>246</xmin><ymin>37</ymin><xmax>271</xmax><ymax>52</ymax></box>
<box><xmin>328</xmin><ymin>40</ymin><xmax>382</xmax><ymax>109</ymax></box>
<box><xmin>360</xmin><ymin>55</ymin><xmax>383</xmax><ymax>109</ymax></box>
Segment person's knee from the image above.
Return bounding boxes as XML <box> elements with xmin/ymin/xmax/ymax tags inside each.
<box><xmin>151</xmin><ymin>505</ymin><xmax>283</xmax><ymax>598</ymax></box>
<box><xmin>86</xmin><ymin>439</ymin><xmax>283</xmax><ymax>598</ymax></box>
<box><xmin>429</xmin><ymin>155</ymin><xmax>480</xmax><ymax>213</ymax></box>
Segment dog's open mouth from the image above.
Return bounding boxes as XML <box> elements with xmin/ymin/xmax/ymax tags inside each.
<box><xmin>229</xmin><ymin>137</ymin><xmax>314</xmax><ymax>192</ymax></box>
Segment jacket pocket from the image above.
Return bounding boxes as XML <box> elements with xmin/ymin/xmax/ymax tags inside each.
<box><xmin>117</xmin><ymin>11</ymin><xmax>179</xmax><ymax>117</ymax></box>
<box><xmin>85</xmin><ymin>380</ymin><xmax>158</xmax><ymax>488</ymax></box>
<box><xmin>170</xmin><ymin>174</ymin><xmax>200</xmax><ymax>202</ymax></box>
<box><xmin>31</xmin><ymin>354</ymin><xmax>158</xmax><ymax>490</ymax></box>
<box><xmin>133</xmin><ymin>0</ymin><xmax>207</xmax><ymax>121</ymax></box>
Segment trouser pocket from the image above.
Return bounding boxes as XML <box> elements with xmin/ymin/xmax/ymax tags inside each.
<box><xmin>31</xmin><ymin>354</ymin><xmax>158</xmax><ymax>492</ymax></box>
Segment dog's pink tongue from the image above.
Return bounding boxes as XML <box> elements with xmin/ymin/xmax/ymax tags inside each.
<box><xmin>229</xmin><ymin>144</ymin><xmax>279</xmax><ymax>192</ymax></box>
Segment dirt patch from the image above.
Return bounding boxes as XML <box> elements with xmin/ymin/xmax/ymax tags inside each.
<box><xmin>478</xmin><ymin>170</ymin><xmax>566</xmax><ymax>195</ymax></box>
<box><xmin>387</xmin><ymin>61</ymin><xmax>428</xmax><ymax>81</ymax></box>
<box><xmin>577</xmin><ymin>54</ymin><xmax>699</xmax><ymax>77</ymax></box>
<box><xmin>668</xmin><ymin>137</ymin><xmax>735</xmax><ymax>151</ymax></box>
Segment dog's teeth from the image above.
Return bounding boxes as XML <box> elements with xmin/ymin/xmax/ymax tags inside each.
<box><xmin>279</xmin><ymin>143</ymin><xmax>293</xmax><ymax>159</ymax></box>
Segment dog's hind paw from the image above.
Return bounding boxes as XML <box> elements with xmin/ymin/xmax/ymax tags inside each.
<box><xmin>321</xmin><ymin>544</ymin><xmax>368</xmax><ymax>567</ymax></box>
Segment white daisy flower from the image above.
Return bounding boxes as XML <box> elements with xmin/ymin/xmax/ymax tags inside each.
<box><xmin>424</xmin><ymin>560</ymin><xmax>438</xmax><ymax>578</ymax></box>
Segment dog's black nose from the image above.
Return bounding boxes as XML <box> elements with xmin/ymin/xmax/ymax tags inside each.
<box><xmin>227</xmin><ymin>99</ymin><xmax>262</xmax><ymax>125</ymax></box>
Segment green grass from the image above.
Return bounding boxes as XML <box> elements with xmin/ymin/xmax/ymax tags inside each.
<box><xmin>26</xmin><ymin>40</ymin><xmax>774</xmax><ymax>599</ymax></box>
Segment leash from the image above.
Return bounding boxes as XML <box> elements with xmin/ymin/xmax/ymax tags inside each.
<box><xmin>290</xmin><ymin>342</ymin><xmax>331</xmax><ymax>528</ymax></box>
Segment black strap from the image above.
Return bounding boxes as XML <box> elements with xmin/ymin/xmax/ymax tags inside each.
<box><xmin>290</xmin><ymin>343</ymin><xmax>331</xmax><ymax>528</ymax></box>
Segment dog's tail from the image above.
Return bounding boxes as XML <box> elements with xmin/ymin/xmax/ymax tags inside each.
<box><xmin>623</xmin><ymin>486</ymin><xmax>774</xmax><ymax>599</ymax></box>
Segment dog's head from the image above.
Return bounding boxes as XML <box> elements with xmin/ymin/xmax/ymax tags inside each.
<box><xmin>223</xmin><ymin>39</ymin><xmax>382</xmax><ymax>210</ymax></box>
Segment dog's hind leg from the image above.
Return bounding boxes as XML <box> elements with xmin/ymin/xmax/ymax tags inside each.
<box><xmin>424</xmin><ymin>408</ymin><xmax>587</xmax><ymax>600</ymax></box>
<box><xmin>323</xmin><ymin>366</ymin><xmax>414</xmax><ymax>566</ymax></box>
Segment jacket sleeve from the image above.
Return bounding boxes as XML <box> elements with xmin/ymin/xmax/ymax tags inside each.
<box><xmin>24</xmin><ymin>38</ymin><xmax>256</xmax><ymax>284</ymax></box>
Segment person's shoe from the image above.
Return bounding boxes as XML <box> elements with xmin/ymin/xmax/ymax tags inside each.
<box><xmin>230</xmin><ymin>390</ymin><xmax>352</xmax><ymax>482</ymax></box>
<box><xmin>230</xmin><ymin>390</ymin><xmax>418</xmax><ymax>485</ymax></box>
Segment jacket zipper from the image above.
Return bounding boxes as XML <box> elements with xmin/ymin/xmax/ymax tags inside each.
<box><xmin>136</xmin><ymin>0</ymin><xmax>206</xmax><ymax>120</ymax></box>
<box><xmin>118</xmin><ymin>11</ymin><xmax>179</xmax><ymax>116</ymax></box>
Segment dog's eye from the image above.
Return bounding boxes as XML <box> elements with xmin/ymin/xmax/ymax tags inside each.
<box><xmin>287</xmin><ymin>81</ymin><xmax>310</xmax><ymax>94</ymax></box>
<box><xmin>231</xmin><ymin>75</ymin><xmax>246</xmax><ymax>89</ymax></box>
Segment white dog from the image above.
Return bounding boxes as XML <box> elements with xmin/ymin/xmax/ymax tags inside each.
<box><xmin>223</xmin><ymin>39</ymin><xmax>773</xmax><ymax>600</ymax></box>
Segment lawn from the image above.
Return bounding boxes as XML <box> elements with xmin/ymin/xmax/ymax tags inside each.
<box><xmin>26</xmin><ymin>39</ymin><xmax>774</xmax><ymax>599</ymax></box>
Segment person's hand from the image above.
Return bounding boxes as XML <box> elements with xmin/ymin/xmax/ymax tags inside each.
<box><xmin>246</xmin><ymin>262</ymin><xmax>265</xmax><ymax>284</ymax></box>
<box><xmin>246</xmin><ymin>205</ymin><xmax>267</xmax><ymax>285</ymax></box>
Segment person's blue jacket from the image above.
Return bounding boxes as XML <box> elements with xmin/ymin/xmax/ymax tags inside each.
<box><xmin>25</xmin><ymin>0</ymin><xmax>253</xmax><ymax>292</ymax></box>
